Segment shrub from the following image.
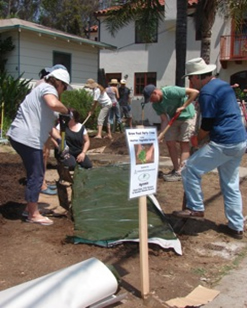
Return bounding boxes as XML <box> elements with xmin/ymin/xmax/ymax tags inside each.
<box><xmin>61</xmin><ymin>88</ymin><xmax>100</xmax><ymax>130</ymax></box>
<box><xmin>0</xmin><ymin>71</ymin><xmax>32</xmax><ymax>120</ymax></box>
<box><xmin>0</xmin><ymin>71</ymin><xmax>32</xmax><ymax>139</ymax></box>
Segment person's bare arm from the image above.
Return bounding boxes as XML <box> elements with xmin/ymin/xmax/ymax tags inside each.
<box><xmin>76</xmin><ymin>133</ymin><xmax>90</xmax><ymax>162</ymax></box>
<box><xmin>43</xmin><ymin>94</ymin><xmax>68</xmax><ymax>114</ymax></box>
<box><xmin>115</xmin><ymin>87</ymin><xmax>120</xmax><ymax>100</ymax></box>
<box><xmin>176</xmin><ymin>88</ymin><xmax>199</xmax><ymax>114</ymax></box>
<box><xmin>88</xmin><ymin>101</ymin><xmax>98</xmax><ymax>116</ymax></box>
<box><xmin>160</xmin><ymin>113</ymin><xmax>169</xmax><ymax>132</ymax></box>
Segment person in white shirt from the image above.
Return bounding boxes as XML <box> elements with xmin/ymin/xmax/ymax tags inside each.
<box><xmin>85</xmin><ymin>79</ymin><xmax>113</xmax><ymax>139</ymax></box>
<box><xmin>7</xmin><ymin>69</ymin><xmax>71</xmax><ymax>226</ymax></box>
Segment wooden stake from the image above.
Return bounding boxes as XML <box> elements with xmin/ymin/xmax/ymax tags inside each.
<box><xmin>139</xmin><ymin>195</ymin><xmax>150</xmax><ymax>299</ymax></box>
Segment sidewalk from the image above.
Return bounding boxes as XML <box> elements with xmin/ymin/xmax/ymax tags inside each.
<box><xmin>202</xmin><ymin>257</ymin><xmax>247</xmax><ymax>308</ymax></box>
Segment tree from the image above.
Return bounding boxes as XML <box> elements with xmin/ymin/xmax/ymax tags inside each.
<box><xmin>194</xmin><ymin>0</ymin><xmax>218</xmax><ymax>64</ymax></box>
<box><xmin>0</xmin><ymin>36</ymin><xmax>15</xmax><ymax>73</ymax></box>
<box><xmin>39</xmin><ymin>0</ymin><xmax>99</xmax><ymax>36</ymax></box>
<box><xmin>218</xmin><ymin>0</ymin><xmax>247</xmax><ymax>31</ymax></box>
<box><xmin>0</xmin><ymin>0</ymin><xmax>42</xmax><ymax>20</ymax></box>
<box><xmin>103</xmin><ymin>0</ymin><xmax>164</xmax><ymax>43</ymax></box>
<box><xmin>194</xmin><ymin>0</ymin><xmax>247</xmax><ymax>64</ymax></box>
<box><xmin>176</xmin><ymin>0</ymin><xmax>188</xmax><ymax>86</ymax></box>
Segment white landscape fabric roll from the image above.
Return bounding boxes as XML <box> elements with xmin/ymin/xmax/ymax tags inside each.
<box><xmin>0</xmin><ymin>258</ymin><xmax>118</xmax><ymax>308</ymax></box>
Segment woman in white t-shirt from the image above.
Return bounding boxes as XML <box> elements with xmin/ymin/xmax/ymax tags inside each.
<box><xmin>85</xmin><ymin>79</ymin><xmax>113</xmax><ymax>139</ymax></box>
<box><xmin>7</xmin><ymin>69</ymin><xmax>71</xmax><ymax>226</ymax></box>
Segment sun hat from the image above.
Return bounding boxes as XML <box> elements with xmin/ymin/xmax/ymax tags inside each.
<box><xmin>45</xmin><ymin>64</ymin><xmax>67</xmax><ymax>73</ymax></box>
<box><xmin>143</xmin><ymin>84</ymin><xmax>156</xmax><ymax>103</ymax></box>
<box><xmin>45</xmin><ymin>68</ymin><xmax>73</xmax><ymax>90</ymax></box>
<box><xmin>84</xmin><ymin>78</ymin><xmax>98</xmax><ymax>89</ymax></box>
<box><xmin>109</xmin><ymin>78</ymin><xmax>119</xmax><ymax>85</ymax></box>
<box><xmin>182</xmin><ymin>57</ymin><xmax>216</xmax><ymax>78</ymax></box>
<box><xmin>120</xmin><ymin>79</ymin><xmax>126</xmax><ymax>84</ymax></box>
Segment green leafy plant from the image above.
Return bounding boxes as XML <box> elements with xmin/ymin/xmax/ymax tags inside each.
<box><xmin>0</xmin><ymin>71</ymin><xmax>33</xmax><ymax>120</ymax></box>
<box><xmin>61</xmin><ymin>88</ymin><xmax>100</xmax><ymax>130</ymax></box>
<box><xmin>0</xmin><ymin>71</ymin><xmax>32</xmax><ymax>138</ymax></box>
<box><xmin>234</xmin><ymin>87</ymin><xmax>247</xmax><ymax>101</ymax></box>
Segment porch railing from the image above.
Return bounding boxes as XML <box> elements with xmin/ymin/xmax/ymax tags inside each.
<box><xmin>220</xmin><ymin>34</ymin><xmax>247</xmax><ymax>61</ymax></box>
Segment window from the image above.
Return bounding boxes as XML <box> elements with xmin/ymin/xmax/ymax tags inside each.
<box><xmin>135</xmin><ymin>21</ymin><xmax>158</xmax><ymax>44</ymax></box>
<box><xmin>134</xmin><ymin>72</ymin><xmax>157</xmax><ymax>95</ymax></box>
<box><xmin>105</xmin><ymin>73</ymin><xmax>122</xmax><ymax>84</ymax></box>
<box><xmin>53</xmin><ymin>52</ymin><xmax>71</xmax><ymax>76</ymax></box>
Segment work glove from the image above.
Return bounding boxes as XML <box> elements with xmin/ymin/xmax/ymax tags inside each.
<box><xmin>55</xmin><ymin>139</ymin><xmax>70</xmax><ymax>161</ymax></box>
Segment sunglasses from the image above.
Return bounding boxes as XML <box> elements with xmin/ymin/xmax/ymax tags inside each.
<box><xmin>62</xmin><ymin>82</ymin><xmax>67</xmax><ymax>91</ymax></box>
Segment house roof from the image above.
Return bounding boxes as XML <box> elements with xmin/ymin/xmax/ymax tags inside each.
<box><xmin>0</xmin><ymin>18</ymin><xmax>117</xmax><ymax>50</ymax></box>
<box><xmin>95</xmin><ymin>0</ymin><xmax>198</xmax><ymax>16</ymax></box>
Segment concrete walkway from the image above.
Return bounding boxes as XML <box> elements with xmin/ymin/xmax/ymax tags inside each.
<box><xmin>202</xmin><ymin>257</ymin><xmax>247</xmax><ymax>308</ymax></box>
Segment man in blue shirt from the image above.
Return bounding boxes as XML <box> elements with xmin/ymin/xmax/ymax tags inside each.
<box><xmin>173</xmin><ymin>57</ymin><xmax>247</xmax><ymax>239</ymax></box>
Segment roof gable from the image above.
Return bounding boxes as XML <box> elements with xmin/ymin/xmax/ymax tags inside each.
<box><xmin>0</xmin><ymin>18</ymin><xmax>117</xmax><ymax>50</ymax></box>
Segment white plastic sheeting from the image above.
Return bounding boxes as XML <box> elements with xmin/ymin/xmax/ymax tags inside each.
<box><xmin>0</xmin><ymin>258</ymin><xmax>118</xmax><ymax>308</ymax></box>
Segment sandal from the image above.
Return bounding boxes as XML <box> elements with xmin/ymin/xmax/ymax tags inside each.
<box><xmin>40</xmin><ymin>188</ymin><xmax>57</xmax><ymax>195</ymax></box>
<box><xmin>94</xmin><ymin>136</ymin><xmax>102</xmax><ymax>139</ymax></box>
<box><xmin>26</xmin><ymin>216</ymin><xmax>53</xmax><ymax>226</ymax></box>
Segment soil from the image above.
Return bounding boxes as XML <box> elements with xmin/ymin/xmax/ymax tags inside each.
<box><xmin>0</xmin><ymin>132</ymin><xmax>247</xmax><ymax>308</ymax></box>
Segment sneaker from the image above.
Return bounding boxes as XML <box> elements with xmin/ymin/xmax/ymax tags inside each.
<box><xmin>163</xmin><ymin>171</ymin><xmax>182</xmax><ymax>182</ymax></box>
<box><xmin>172</xmin><ymin>208</ymin><xmax>204</xmax><ymax>220</ymax></box>
<box><xmin>165</xmin><ymin>169</ymin><xmax>175</xmax><ymax>176</ymax></box>
<box><xmin>218</xmin><ymin>224</ymin><xmax>243</xmax><ymax>240</ymax></box>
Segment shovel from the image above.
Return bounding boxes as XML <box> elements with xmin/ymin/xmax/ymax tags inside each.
<box><xmin>157</xmin><ymin>111</ymin><xmax>181</xmax><ymax>141</ymax></box>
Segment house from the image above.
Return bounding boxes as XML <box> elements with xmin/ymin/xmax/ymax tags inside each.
<box><xmin>94</xmin><ymin>0</ymin><xmax>247</xmax><ymax>124</ymax></box>
<box><xmin>0</xmin><ymin>18</ymin><xmax>117</xmax><ymax>88</ymax></box>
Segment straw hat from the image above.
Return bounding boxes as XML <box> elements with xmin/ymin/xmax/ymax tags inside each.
<box><xmin>84</xmin><ymin>78</ymin><xmax>98</xmax><ymax>89</ymax></box>
<box><xmin>182</xmin><ymin>57</ymin><xmax>216</xmax><ymax>78</ymax></box>
<box><xmin>109</xmin><ymin>79</ymin><xmax>119</xmax><ymax>85</ymax></box>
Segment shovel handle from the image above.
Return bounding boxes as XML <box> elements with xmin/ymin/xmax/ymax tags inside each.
<box><xmin>82</xmin><ymin>114</ymin><xmax>91</xmax><ymax>126</ymax></box>
<box><xmin>158</xmin><ymin>111</ymin><xmax>181</xmax><ymax>140</ymax></box>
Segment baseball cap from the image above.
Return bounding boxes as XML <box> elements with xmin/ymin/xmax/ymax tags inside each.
<box><xmin>46</xmin><ymin>68</ymin><xmax>73</xmax><ymax>90</ymax></box>
<box><xmin>143</xmin><ymin>84</ymin><xmax>156</xmax><ymax>103</ymax></box>
<box><xmin>182</xmin><ymin>57</ymin><xmax>216</xmax><ymax>78</ymax></box>
<box><xmin>120</xmin><ymin>79</ymin><xmax>126</xmax><ymax>84</ymax></box>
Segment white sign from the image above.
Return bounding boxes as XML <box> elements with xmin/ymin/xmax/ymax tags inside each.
<box><xmin>125</xmin><ymin>128</ymin><xmax>159</xmax><ymax>199</ymax></box>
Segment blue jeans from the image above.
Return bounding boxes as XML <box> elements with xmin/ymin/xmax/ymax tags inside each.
<box><xmin>9</xmin><ymin>138</ymin><xmax>44</xmax><ymax>203</ymax></box>
<box><xmin>181</xmin><ymin>140</ymin><xmax>247</xmax><ymax>231</ymax></box>
<box><xmin>108</xmin><ymin>102</ymin><xmax>122</xmax><ymax>125</ymax></box>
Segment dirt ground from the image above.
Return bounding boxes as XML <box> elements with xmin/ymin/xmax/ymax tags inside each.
<box><xmin>0</xmin><ymin>132</ymin><xmax>247</xmax><ymax>308</ymax></box>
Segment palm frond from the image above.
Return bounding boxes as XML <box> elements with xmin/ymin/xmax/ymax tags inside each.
<box><xmin>103</xmin><ymin>0</ymin><xmax>164</xmax><ymax>40</ymax></box>
<box><xmin>194</xmin><ymin>0</ymin><xmax>217</xmax><ymax>33</ymax></box>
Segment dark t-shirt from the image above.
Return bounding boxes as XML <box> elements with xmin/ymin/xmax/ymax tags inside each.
<box><xmin>119</xmin><ymin>87</ymin><xmax>130</xmax><ymax>106</ymax></box>
<box><xmin>199</xmin><ymin>78</ymin><xmax>246</xmax><ymax>144</ymax></box>
<box><xmin>65</xmin><ymin>125</ymin><xmax>86</xmax><ymax>156</ymax></box>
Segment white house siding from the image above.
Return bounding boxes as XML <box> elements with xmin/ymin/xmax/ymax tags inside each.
<box><xmin>3</xmin><ymin>29</ymin><xmax>99</xmax><ymax>88</ymax></box>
